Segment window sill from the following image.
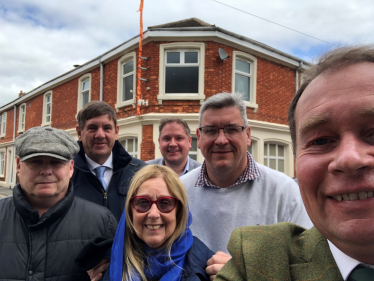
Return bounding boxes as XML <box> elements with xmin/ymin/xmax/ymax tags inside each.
<box><xmin>41</xmin><ymin>122</ymin><xmax>51</xmax><ymax>127</ymax></box>
<box><xmin>17</xmin><ymin>129</ymin><xmax>25</xmax><ymax>134</ymax></box>
<box><xmin>115</xmin><ymin>99</ymin><xmax>136</xmax><ymax>111</ymax></box>
<box><xmin>157</xmin><ymin>94</ymin><xmax>206</xmax><ymax>105</ymax></box>
<box><xmin>244</xmin><ymin>101</ymin><xmax>259</xmax><ymax>111</ymax></box>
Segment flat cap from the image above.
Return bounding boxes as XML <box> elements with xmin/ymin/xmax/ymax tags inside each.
<box><xmin>15</xmin><ymin>126</ymin><xmax>79</xmax><ymax>162</ymax></box>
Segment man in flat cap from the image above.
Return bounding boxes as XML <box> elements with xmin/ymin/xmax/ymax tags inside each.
<box><xmin>0</xmin><ymin>126</ymin><xmax>117</xmax><ymax>281</ymax></box>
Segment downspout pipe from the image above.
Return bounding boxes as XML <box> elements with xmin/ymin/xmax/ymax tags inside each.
<box><xmin>100</xmin><ymin>61</ymin><xmax>104</xmax><ymax>101</ymax></box>
<box><xmin>296</xmin><ymin>61</ymin><xmax>303</xmax><ymax>92</ymax></box>
<box><xmin>10</xmin><ymin>105</ymin><xmax>16</xmax><ymax>188</ymax></box>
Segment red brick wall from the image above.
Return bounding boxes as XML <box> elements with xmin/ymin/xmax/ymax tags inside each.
<box><xmin>140</xmin><ymin>124</ymin><xmax>155</xmax><ymax>161</ymax></box>
<box><xmin>0</xmin><ymin>107</ymin><xmax>15</xmax><ymax>144</ymax></box>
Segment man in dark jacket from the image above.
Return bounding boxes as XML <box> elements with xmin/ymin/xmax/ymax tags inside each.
<box><xmin>72</xmin><ymin>101</ymin><xmax>146</xmax><ymax>222</ymax></box>
<box><xmin>0</xmin><ymin>126</ymin><xmax>117</xmax><ymax>281</ymax></box>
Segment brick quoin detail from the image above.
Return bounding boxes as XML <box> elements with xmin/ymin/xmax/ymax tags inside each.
<box><xmin>141</xmin><ymin>125</ymin><xmax>155</xmax><ymax>161</ymax></box>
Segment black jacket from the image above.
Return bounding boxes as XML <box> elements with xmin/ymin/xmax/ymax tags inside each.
<box><xmin>101</xmin><ymin>236</ymin><xmax>214</xmax><ymax>281</ymax></box>
<box><xmin>72</xmin><ymin>140</ymin><xmax>146</xmax><ymax>221</ymax></box>
<box><xmin>0</xmin><ymin>183</ymin><xmax>117</xmax><ymax>281</ymax></box>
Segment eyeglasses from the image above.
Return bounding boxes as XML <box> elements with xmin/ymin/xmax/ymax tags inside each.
<box><xmin>130</xmin><ymin>196</ymin><xmax>179</xmax><ymax>213</ymax></box>
<box><xmin>198</xmin><ymin>126</ymin><xmax>246</xmax><ymax>138</ymax></box>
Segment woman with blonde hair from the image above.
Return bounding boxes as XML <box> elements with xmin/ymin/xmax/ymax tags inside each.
<box><xmin>104</xmin><ymin>164</ymin><xmax>213</xmax><ymax>281</ymax></box>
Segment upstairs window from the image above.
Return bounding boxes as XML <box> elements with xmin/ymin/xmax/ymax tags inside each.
<box><xmin>0</xmin><ymin>113</ymin><xmax>6</xmax><ymax>137</ymax></box>
<box><xmin>18</xmin><ymin>103</ymin><xmax>26</xmax><ymax>133</ymax></box>
<box><xmin>165</xmin><ymin>50</ymin><xmax>199</xmax><ymax>94</ymax></box>
<box><xmin>77</xmin><ymin>74</ymin><xmax>91</xmax><ymax>112</ymax></box>
<box><xmin>232</xmin><ymin>51</ymin><xmax>258</xmax><ymax>109</ymax></box>
<box><xmin>42</xmin><ymin>91</ymin><xmax>52</xmax><ymax>126</ymax></box>
<box><xmin>116</xmin><ymin>52</ymin><xmax>136</xmax><ymax>109</ymax></box>
<box><xmin>158</xmin><ymin>43</ymin><xmax>205</xmax><ymax>104</ymax></box>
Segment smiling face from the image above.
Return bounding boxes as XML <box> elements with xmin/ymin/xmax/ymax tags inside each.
<box><xmin>17</xmin><ymin>156</ymin><xmax>74</xmax><ymax>208</ymax></box>
<box><xmin>295</xmin><ymin>63</ymin><xmax>374</xmax><ymax>260</ymax></box>
<box><xmin>132</xmin><ymin>177</ymin><xmax>177</xmax><ymax>248</ymax></box>
<box><xmin>197</xmin><ymin>107</ymin><xmax>250</xmax><ymax>184</ymax></box>
<box><xmin>76</xmin><ymin>114</ymin><xmax>119</xmax><ymax>165</ymax></box>
<box><xmin>159</xmin><ymin>122</ymin><xmax>191</xmax><ymax>167</ymax></box>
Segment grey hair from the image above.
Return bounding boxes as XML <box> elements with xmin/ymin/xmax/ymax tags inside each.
<box><xmin>198</xmin><ymin>93</ymin><xmax>248</xmax><ymax>127</ymax></box>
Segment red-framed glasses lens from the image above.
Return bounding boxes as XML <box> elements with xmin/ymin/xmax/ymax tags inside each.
<box><xmin>131</xmin><ymin>196</ymin><xmax>178</xmax><ymax>213</ymax></box>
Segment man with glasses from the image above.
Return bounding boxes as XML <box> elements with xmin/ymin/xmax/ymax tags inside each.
<box><xmin>180</xmin><ymin>93</ymin><xmax>311</xmax><ymax>278</ymax></box>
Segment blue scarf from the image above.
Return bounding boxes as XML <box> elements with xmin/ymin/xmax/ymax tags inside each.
<box><xmin>110</xmin><ymin>207</ymin><xmax>193</xmax><ymax>281</ymax></box>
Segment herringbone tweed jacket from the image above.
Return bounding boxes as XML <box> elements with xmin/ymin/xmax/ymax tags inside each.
<box><xmin>215</xmin><ymin>223</ymin><xmax>343</xmax><ymax>281</ymax></box>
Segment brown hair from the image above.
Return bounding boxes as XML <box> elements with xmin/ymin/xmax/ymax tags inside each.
<box><xmin>76</xmin><ymin>100</ymin><xmax>117</xmax><ymax>129</ymax></box>
<box><xmin>288</xmin><ymin>45</ymin><xmax>374</xmax><ymax>156</ymax></box>
<box><xmin>159</xmin><ymin>117</ymin><xmax>191</xmax><ymax>138</ymax></box>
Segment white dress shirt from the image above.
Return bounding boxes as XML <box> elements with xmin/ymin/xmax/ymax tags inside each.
<box><xmin>328</xmin><ymin>240</ymin><xmax>374</xmax><ymax>280</ymax></box>
<box><xmin>85</xmin><ymin>153</ymin><xmax>113</xmax><ymax>190</ymax></box>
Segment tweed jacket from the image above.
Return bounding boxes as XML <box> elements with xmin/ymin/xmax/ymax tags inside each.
<box><xmin>215</xmin><ymin>223</ymin><xmax>343</xmax><ymax>281</ymax></box>
<box><xmin>146</xmin><ymin>156</ymin><xmax>201</xmax><ymax>174</ymax></box>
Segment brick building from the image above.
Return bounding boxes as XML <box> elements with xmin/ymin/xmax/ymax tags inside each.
<box><xmin>0</xmin><ymin>18</ymin><xmax>309</xmax><ymax>188</ymax></box>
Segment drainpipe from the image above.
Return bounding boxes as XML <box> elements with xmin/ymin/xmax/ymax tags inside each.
<box><xmin>10</xmin><ymin>105</ymin><xmax>16</xmax><ymax>188</ymax></box>
<box><xmin>296</xmin><ymin>61</ymin><xmax>303</xmax><ymax>92</ymax></box>
<box><xmin>100</xmin><ymin>61</ymin><xmax>104</xmax><ymax>101</ymax></box>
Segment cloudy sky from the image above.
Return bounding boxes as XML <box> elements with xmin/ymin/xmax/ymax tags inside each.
<box><xmin>1</xmin><ymin>0</ymin><xmax>373</xmax><ymax>107</ymax></box>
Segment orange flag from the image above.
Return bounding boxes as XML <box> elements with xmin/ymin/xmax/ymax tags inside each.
<box><xmin>136</xmin><ymin>0</ymin><xmax>144</xmax><ymax>115</ymax></box>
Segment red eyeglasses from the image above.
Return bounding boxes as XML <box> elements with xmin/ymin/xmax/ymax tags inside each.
<box><xmin>130</xmin><ymin>196</ymin><xmax>179</xmax><ymax>213</ymax></box>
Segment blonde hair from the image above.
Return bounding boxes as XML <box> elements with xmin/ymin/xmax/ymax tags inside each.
<box><xmin>123</xmin><ymin>165</ymin><xmax>189</xmax><ymax>281</ymax></box>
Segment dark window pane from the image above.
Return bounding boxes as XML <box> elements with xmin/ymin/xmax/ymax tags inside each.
<box><xmin>167</xmin><ymin>52</ymin><xmax>180</xmax><ymax>63</ymax></box>
<box><xmin>123</xmin><ymin>61</ymin><xmax>133</xmax><ymax>75</ymax></box>
<box><xmin>185</xmin><ymin>52</ymin><xmax>198</xmax><ymax>63</ymax></box>
<box><xmin>191</xmin><ymin>137</ymin><xmax>197</xmax><ymax>150</ymax></box>
<box><xmin>165</xmin><ymin>67</ymin><xmax>199</xmax><ymax>93</ymax></box>
<box><xmin>235</xmin><ymin>59</ymin><xmax>250</xmax><ymax>74</ymax></box>
<box><xmin>122</xmin><ymin>74</ymin><xmax>133</xmax><ymax>101</ymax></box>
<box><xmin>82</xmin><ymin>91</ymin><xmax>89</xmax><ymax>107</ymax></box>
<box><xmin>189</xmin><ymin>154</ymin><xmax>197</xmax><ymax>160</ymax></box>
<box><xmin>235</xmin><ymin>73</ymin><xmax>250</xmax><ymax>101</ymax></box>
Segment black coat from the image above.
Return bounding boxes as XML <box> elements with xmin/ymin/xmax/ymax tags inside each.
<box><xmin>0</xmin><ymin>183</ymin><xmax>117</xmax><ymax>281</ymax></box>
<box><xmin>101</xmin><ymin>236</ymin><xmax>214</xmax><ymax>281</ymax></box>
<box><xmin>72</xmin><ymin>140</ymin><xmax>146</xmax><ymax>221</ymax></box>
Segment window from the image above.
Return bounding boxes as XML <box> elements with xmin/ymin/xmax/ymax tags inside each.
<box><xmin>120</xmin><ymin>138</ymin><xmax>138</xmax><ymax>158</ymax></box>
<box><xmin>158</xmin><ymin>43</ymin><xmax>205</xmax><ymax>104</ymax></box>
<box><xmin>0</xmin><ymin>151</ymin><xmax>4</xmax><ymax>177</ymax></box>
<box><xmin>77</xmin><ymin>74</ymin><xmax>91</xmax><ymax>111</ymax></box>
<box><xmin>0</xmin><ymin>112</ymin><xmax>6</xmax><ymax>137</ymax></box>
<box><xmin>42</xmin><ymin>91</ymin><xmax>52</xmax><ymax>126</ymax></box>
<box><xmin>264</xmin><ymin>143</ymin><xmax>285</xmax><ymax>173</ymax></box>
<box><xmin>116</xmin><ymin>52</ymin><xmax>136</xmax><ymax>109</ymax></box>
<box><xmin>189</xmin><ymin>137</ymin><xmax>198</xmax><ymax>160</ymax></box>
<box><xmin>18</xmin><ymin>103</ymin><xmax>26</xmax><ymax>133</ymax></box>
<box><xmin>232</xmin><ymin>51</ymin><xmax>258</xmax><ymax>109</ymax></box>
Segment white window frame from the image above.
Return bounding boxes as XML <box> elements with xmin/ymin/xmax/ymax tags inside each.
<box><xmin>77</xmin><ymin>73</ymin><xmax>91</xmax><ymax>112</ymax></box>
<box><xmin>0</xmin><ymin>150</ymin><xmax>5</xmax><ymax>177</ymax></box>
<box><xmin>42</xmin><ymin>91</ymin><xmax>52</xmax><ymax>126</ymax></box>
<box><xmin>264</xmin><ymin>142</ymin><xmax>286</xmax><ymax>173</ymax></box>
<box><xmin>158</xmin><ymin>42</ymin><xmax>205</xmax><ymax>104</ymax></box>
<box><xmin>0</xmin><ymin>112</ymin><xmax>6</xmax><ymax>137</ymax></box>
<box><xmin>121</xmin><ymin>137</ymin><xmax>138</xmax><ymax>158</ymax></box>
<box><xmin>17</xmin><ymin>103</ymin><xmax>26</xmax><ymax>133</ymax></box>
<box><xmin>232</xmin><ymin>51</ymin><xmax>258</xmax><ymax>109</ymax></box>
<box><xmin>188</xmin><ymin>136</ymin><xmax>198</xmax><ymax>161</ymax></box>
<box><xmin>116</xmin><ymin>52</ymin><xmax>136</xmax><ymax>110</ymax></box>
<box><xmin>247</xmin><ymin>137</ymin><xmax>259</xmax><ymax>162</ymax></box>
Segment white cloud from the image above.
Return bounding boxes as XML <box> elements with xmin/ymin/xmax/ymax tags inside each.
<box><xmin>1</xmin><ymin>0</ymin><xmax>374</xmax><ymax>106</ymax></box>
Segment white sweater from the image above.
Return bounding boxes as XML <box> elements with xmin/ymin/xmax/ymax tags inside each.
<box><xmin>180</xmin><ymin>163</ymin><xmax>312</xmax><ymax>253</ymax></box>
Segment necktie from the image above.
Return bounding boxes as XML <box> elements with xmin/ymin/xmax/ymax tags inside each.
<box><xmin>348</xmin><ymin>265</ymin><xmax>374</xmax><ymax>281</ymax></box>
<box><xmin>95</xmin><ymin>166</ymin><xmax>107</xmax><ymax>190</ymax></box>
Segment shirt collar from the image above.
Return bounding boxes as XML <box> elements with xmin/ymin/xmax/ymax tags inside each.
<box><xmin>328</xmin><ymin>240</ymin><xmax>374</xmax><ymax>280</ymax></box>
<box><xmin>161</xmin><ymin>156</ymin><xmax>191</xmax><ymax>177</ymax></box>
<box><xmin>85</xmin><ymin>152</ymin><xmax>113</xmax><ymax>172</ymax></box>
<box><xmin>196</xmin><ymin>152</ymin><xmax>261</xmax><ymax>188</ymax></box>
